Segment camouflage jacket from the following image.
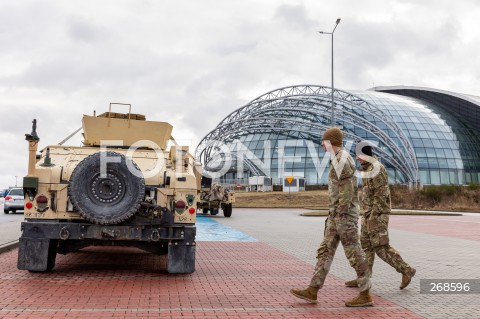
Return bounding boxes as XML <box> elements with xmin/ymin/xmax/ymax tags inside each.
<box><xmin>361</xmin><ymin>158</ymin><xmax>391</xmax><ymax>218</ymax></box>
<box><xmin>328</xmin><ymin>148</ymin><xmax>360</xmax><ymax>218</ymax></box>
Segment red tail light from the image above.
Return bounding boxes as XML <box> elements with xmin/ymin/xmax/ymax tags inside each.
<box><xmin>174</xmin><ymin>200</ymin><xmax>186</xmax><ymax>214</ymax></box>
<box><xmin>175</xmin><ymin>200</ymin><xmax>186</xmax><ymax>209</ymax></box>
<box><xmin>35</xmin><ymin>195</ymin><xmax>49</xmax><ymax>212</ymax></box>
<box><xmin>36</xmin><ymin>195</ymin><xmax>48</xmax><ymax>204</ymax></box>
<box><xmin>25</xmin><ymin>202</ymin><xmax>33</xmax><ymax>209</ymax></box>
<box><xmin>188</xmin><ymin>207</ymin><xmax>195</xmax><ymax>214</ymax></box>
<box><xmin>5</xmin><ymin>196</ymin><xmax>12</xmax><ymax>201</ymax></box>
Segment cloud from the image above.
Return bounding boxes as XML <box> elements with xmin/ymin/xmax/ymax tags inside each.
<box><xmin>0</xmin><ymin>0</ymin><xmax>479</xmax><ymax>187</ymax></box>
<box><xmin>67</xmin><ymin>17</ymin><xmax>110</xmax><ymax>44</ymax></box>
<box><xmin>274</xmin><ymin>3</ymin><xmax>316</xmax><ymax>30</ymax></box>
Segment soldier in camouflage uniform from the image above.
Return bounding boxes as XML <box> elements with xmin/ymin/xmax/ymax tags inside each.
<box><xmin>345</xmin><ymin>145</ymin><xmax>416</xmax><ymax>289</ymax></box>
<box><xmin>290</xmin><ymin>128</ymin><xmax>373</xmax><ymax>307</ymax></box>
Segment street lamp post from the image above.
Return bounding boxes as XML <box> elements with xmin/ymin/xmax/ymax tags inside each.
<box><xmin>318</xmin><ymin>18</ymin><xmax>341</xmax><ymax>126</ymax></box>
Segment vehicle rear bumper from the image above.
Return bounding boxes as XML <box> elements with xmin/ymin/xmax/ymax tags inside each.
<box><xmin>20</xmin><ymin>220</ymin><xmax>196</xmax><ymax>243</ymax></box>
<box><xmin>4</xmin><ymin>202</ymin><xmax>24</xmax><ymax>210</ymax></box>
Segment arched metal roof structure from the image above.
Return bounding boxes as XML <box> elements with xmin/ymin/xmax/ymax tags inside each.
<box><xmin>196</xmin><ymin>85</ymin><xmax>419</xmax><ymax>184</ymax></box>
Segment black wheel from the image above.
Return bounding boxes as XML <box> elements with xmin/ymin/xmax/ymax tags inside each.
<box><xmin>210</xmin><ymin>208</ymin><xmax>219</xmax><ymax>215</ymax></box>
<box><xmin>11</xmin><ymin>210</ymin><xmax>16</xmax><ymax>214</ymax></box>
<box><xmin>4</xmin><ymin>209</ymin><xmax>8</xmax><ymax>214</ymax></box>
<box><xmin>223</xmin><ymin>204</ymin><xmax>232</xmax><ymax>217</ymax></box>
<box><xmin>202</xmin><ymin>208</ymin><xmax>209</xmax><ymax>214</ymax></box>
<box><xmin>68</xmin><ymin>151</ymin><xmax>145</xmax><ymax>225</ymax></box>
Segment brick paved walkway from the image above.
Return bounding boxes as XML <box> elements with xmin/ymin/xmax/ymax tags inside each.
<box><xmin>217</xmin><ymin>209</ymin><xmax>480</xmax><ymax>319</ymax></box>
<box><xmin>0</xmin><ymin>241</ymin><xmax>418</xmax><ymax>318</ymax></box>
<box><xmin>388</xmin><ymin>215</ymin><xmax>480</xmax><ymax>241</ymax></box>
<box><xmin>1</xmin><ymin>210</ymin><xmax>479</xmax><ymax>319</ymax></box>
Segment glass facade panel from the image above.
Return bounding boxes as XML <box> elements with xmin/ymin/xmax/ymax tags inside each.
<box><xmin>295</xmin><ymin>147</ymin><xmax>307</xmax><ymax>157</ymax></box>
<box><xmin>438</xmin><ymin>159</ymin><xmax>449</xmax><ymax>169</ymax></box>
<box><xmin>449</xmin><ymin>170</ymin><xmax>458</xmax><ymax>184</ymax></box>
<box><xmin>419</xmin><ymin>170</ymin><xmax>430</xmax><ymax>184</ymax></box>
<box><xmin>201</xmin><ymin>85</ymin><xmax>480</xmax><ymax>186</ymax></box>
<box><xmin>428</xmin><ymin>158</ymin><xmax>439</xmax><ymax>168</ymax></box>
<box><xmin>472</xmin><ymin>173</ymin><xmax>479</xmax><ymax>183</ymax></box>
<box><xmin>430</xmin><ymin>170</ymin><xmax>441</xmax><ymax>184</ymax></box>
<box><xmin>440</xmin><ymin>170</ymin><xmax>450</xmax><ymax>184</ymax></box>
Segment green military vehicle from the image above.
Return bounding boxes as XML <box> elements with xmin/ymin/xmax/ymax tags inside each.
<box><xmin>19</xmin><ymin>104</ymin><xmax>200</xmax><ymax>273</ymax></box>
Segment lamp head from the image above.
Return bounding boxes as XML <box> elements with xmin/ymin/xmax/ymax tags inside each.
<box><xmin>336</xmin><ymin>18</ymin><xmax>341</xmax><ymax>25</ymax></box>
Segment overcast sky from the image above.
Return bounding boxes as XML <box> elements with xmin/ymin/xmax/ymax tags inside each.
<box><xmin>1</xmin><ymin>0</ymin><xmax>479</xmax><ymax>188</ymax></box>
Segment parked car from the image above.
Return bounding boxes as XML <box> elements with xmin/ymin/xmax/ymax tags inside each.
<box><xmin>4</xmin><ymin>188</ymin><xmax>25</xmax><ymax>214</ymax></box>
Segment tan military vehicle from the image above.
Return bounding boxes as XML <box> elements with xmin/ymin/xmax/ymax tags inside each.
<box><xmin>197</xmin><ymin>177</ymin><xmax>234</xmax><ymax>217</ymax></box>
<box><xmin>19</xmin><ymin>104</ymin><xmax>200</xmax><ymax>273</ymax></box>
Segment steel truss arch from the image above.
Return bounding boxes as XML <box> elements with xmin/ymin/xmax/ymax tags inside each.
<box><xmin>196</xmin><ymin>84</ymin><xmax>419</xmax><ymax>184</ymax></box>
<box><xmin>199</xmin><ymin>115</ymin><xmax>412</xmax><ymax>182</ymax></box>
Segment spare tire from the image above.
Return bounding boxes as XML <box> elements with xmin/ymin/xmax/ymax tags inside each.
<box><xmin>68</xmin><ymin>151</ymin><xmax>145</xmax><ymax>225</ymax></box>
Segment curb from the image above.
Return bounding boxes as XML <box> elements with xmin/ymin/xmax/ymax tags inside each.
<box><xmin>301</xmin><ymin>212</ymin><xmax>463</xmax><ymax>217</ymax></box>
<box><xmin>0</xmin><ymin>240</ymin><xmax>19</xmax><ymax>255</ymax></box>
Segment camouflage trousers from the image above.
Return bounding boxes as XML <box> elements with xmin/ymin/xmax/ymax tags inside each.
<box><xmin>310</xmin><ymin>214</ymin><xmax>371</xmax><ymax>292</ymax></box>
<box><xmin>361</xmin><ymin>214</ymin><xmax>412</xmax><ymax>275</ymax></box>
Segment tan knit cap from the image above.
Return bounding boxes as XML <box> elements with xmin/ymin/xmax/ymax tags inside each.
<box><xmin>322</xmin><ymin>127</ymin><xmax>343</xmax><ymax>147</ymax></box>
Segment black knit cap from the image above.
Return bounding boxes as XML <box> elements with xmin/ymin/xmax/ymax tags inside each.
<box><xmin>361</xmin><ymin>145</ymin><xmax>373</xmax><ymax>157</ymax></box>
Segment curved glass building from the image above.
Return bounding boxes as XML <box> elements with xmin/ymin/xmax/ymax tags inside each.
<box><xmin>196</xmin><ymin>85</ymin><xmax>480</xmax><ymax>185</ymax></box>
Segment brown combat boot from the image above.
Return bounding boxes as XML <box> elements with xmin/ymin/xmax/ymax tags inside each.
<box><xmin>344</xmin><ymin>279</ymin><xmax>358</xmax><ymax>287</ymax></box>
<box><xmin>345</xmin><ymin>290</ymin><xmax>374</xmax><ymax>307</ymax></box>
<box><xmin>400</xmin><ymin>267</ymin><xmax>416</xmax><ymax>289</ymax></box>
<box><xmin>290</xmin><ymin>286</ymin><xmax>319</xmax><ymax>303</ymax></box>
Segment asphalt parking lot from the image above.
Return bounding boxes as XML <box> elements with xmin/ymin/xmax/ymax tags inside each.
<box><xmin>0</xmin><ymin>201</ymin><xmax>23</xmax><ymax>253</ymax></box>
<box><xmin>0</xmin><ymin>208</ymin><xmax>479</xmax><ymax>319</ymax></box>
